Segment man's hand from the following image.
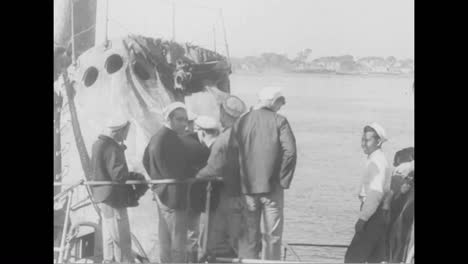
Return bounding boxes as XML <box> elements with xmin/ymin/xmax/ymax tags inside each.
<box><xmin>394</xmin><ymin>161</ymin><xmax>414</xmax><ymax>177</ymax></box>
<box><xmin>355</xmin><ymin>219</ymin><xmax>366</xmax><ymax>233</ymax></box>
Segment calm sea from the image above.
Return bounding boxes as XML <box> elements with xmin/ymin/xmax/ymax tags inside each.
<box><xmin>131</xmin><ymin>72</ymin><xmax>414</xmax><ymax>262</ymax></box>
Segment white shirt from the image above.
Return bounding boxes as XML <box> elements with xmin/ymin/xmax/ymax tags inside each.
<box><xmin>358</xmin><ymin>148</ymin><xmax>391</xmax><ymax>221</ymax></box>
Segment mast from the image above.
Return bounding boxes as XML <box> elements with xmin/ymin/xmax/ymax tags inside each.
<box><xmin>70</xmin><ymin>0</ymin><xmax>76</xmax><ymax>64</ymax></box>
<box><xmin>104</xmin><ymin>0</ymin><xmax>109</xmax><ymax>46</ymax></box>
<box><xmin>54</xmin><ymin>0</ymin><xmax>97</xmax><ymax>56</ymax></box>
<box><xmin>172</xmin><ymin>0</ymin><xmax>176</xmax><ymax>41</ymax></box>
<box><xmin>213</xmin><ymin>25</ymin><xmax>216</xmax><ymax>52</ymax></box>
<box><xmin>219</xmin><ymin>8</ymin><xmax>230</xmax><ymax>63</ymax></box>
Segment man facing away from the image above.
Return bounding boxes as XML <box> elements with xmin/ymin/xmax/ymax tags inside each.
<box><xmin>90</xmin><ymin>118</ymin><xmax>134</xmax><ymax>263</ymax></box>
<box><xmin>196</xmin><ymin>95</ymin><xmax>247</xmax><ymax>258</ymax></box>
<box><xmin>234</xmin><ymin>87</ymin><xmax>297</xmax><ymax>260</ymax></box>
<box><xmin>344</xmin><ymin>122</ymin><xmax>391</xmax><ymax>263</ymax></box>
<box><xmin>142</xmin><ymin>102</ymin><xmax>190</xmax><ymax>263</ymax></box>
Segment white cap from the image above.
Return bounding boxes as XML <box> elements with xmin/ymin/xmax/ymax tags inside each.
<box><xmin>366</xmin><ymin>122</ymin><xmax>388</xmax><ymax>143</ymax></box>
<box><xmin>187</xmin><ymin>110</ymin><xmax>198</xmax><ymax>121</ymax></box>
<box><xmin>222</xmin><ymin>95</ymin><xmax>247</xmax><ymax>118</ymax></box>
<box><xmin>106</xmin><ymin>116</ymin><xmax>130</xmax><ymax>131</ymax></box>
<box><xmin>194</xmin><ymin>115</ymin><xmax>219</xmax><ymax>130</ymax></box>
<box><xmin>258</xmin><ymin>86</ymin><xmax>284</xmax><ymax>103</ymax></box>
<box><xmin>163</xmin><ymin>102</ymin><xmax>187</xmax><ymax>120</ymax></box>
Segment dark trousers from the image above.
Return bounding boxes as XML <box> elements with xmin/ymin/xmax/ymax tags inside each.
<box><xmin>345</xmin><ymin>207</ymin><xmax>388</xmax><ymax>263</ymax></box>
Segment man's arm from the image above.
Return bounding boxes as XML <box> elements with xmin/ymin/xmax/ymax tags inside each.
<box><xmin>359</xmin><ymin>162</ymin><xmax>385</xmax><ymax>221</ymax></box>
<box><xmin>278</xmin><ymin>117</ymin><xmax>297</xmax><ymax>189</ymax></box>
<box><xmin>104</xmin><ymin>146</ymin><xmax>129</xmax><ymax>183</ymax></box>
<box><xmin>196</xmin><ymin>135</ymin><xmax>226</xmax><ymax>179</ymax></box>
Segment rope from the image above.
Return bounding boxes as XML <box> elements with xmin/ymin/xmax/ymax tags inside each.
<box><xmin>72</xmin><ymin>24</ymin><xmax>96</xmax><ymax>39</ymax></box>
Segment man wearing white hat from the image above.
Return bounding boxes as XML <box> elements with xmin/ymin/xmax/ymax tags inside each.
<box><xmin>90</xmin><ymin>117</ymin><xmax>134</xmax><ymax>263</ymax></box>
<box><xmin>196</xmin><ymin>95</ymin><xmax>247</xmax><ymax>258</ymax></box>
<box><xmin>345</xmin><ymin>122</ymin><xmax>391</xmax><ymax>263</ymax></box>
<box><xmin>234</xmin><ymin>87</ymin><xmax>297</xmax><ymax>260</ymax></box>
<box><xmin>178</xmin><ymin>114</ymin><xmax>220</xmax><ymax>262</ymax></box>
<box><xmin>143</xmin><ymin>102</ymin><xmax>191</xmax><ymax>263</ymax></box>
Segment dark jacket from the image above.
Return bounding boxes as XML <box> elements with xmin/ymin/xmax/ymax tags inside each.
<box><xmin>143</xmin><ymin>126</ymin><xmax>189</xmax><ymax>209</ymax></box>
<box><xmin>91</xmin><ymin>135</ymin><xmax>131</xmax><ymax>207</ymax></box>
<box><xmin>179</xmin><ymin>132</ymin><xmax>216</xmax><ymax>212</ymax></box>
<box><xmin>197</xmin><ymin>128</ymin><xmax>241</xmax><ymax>197</ymax></box>
<box><xmin>233</xmin><ymin>107</ymin><xmax>297</xmax><ymax>194</ymax></box>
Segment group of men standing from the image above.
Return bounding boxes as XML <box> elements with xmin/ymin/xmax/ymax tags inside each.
<box><xmin>89</xmin><ymin>84</ymin><xmax>414</xmax><ymax>264</ymax></box>
<box><xmin>90</xmin><ymin>86</ymin><xmax>298</xmax><ymax>263</ymax></box>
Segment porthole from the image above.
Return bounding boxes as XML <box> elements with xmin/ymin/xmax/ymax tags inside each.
<box><xmin>83</xmin><ymin>67</ymin><xmax>99</xmax><ymax>87</ymax></box>
<box><xmin>133</xmin><ymin>62</ymin><xmax>150</xmax><ymax>81</ymax></box>
<box><xmin>105</xmin><ymin>54</ymin><xmax>124</xmax><ymax>74</ymax></box>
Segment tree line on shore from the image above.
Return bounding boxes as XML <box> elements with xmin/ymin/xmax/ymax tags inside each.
<box><xmin>230</xmin><ymin>49</ymin><xmax>414</xmax><ymax>75</ymax></box>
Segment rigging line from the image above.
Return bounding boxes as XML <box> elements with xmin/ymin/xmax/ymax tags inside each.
<box><xmin>74</xmin><ymin>24</ymin><xmax>96</xmax><ymax>38</ymax></box>
<box><xmin>55</xmin><ymin>24</ymin><xmax>97</xmax><ymax>51</ymax></box>
<box><xmin>109</xmin><ymin>18</ymin><xmax>164</xmax><ymax>39</ymax></box>
<box><xmin>70</xmin><ymin>0</ymin><xmax>76</xmax><ymax>64</ymax></box>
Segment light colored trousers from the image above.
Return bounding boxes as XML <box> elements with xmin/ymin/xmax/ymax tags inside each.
<box><xmin>155</xmin><ymin>196</ymin><xmax>189</xmax><ymax>263</ymax></box>
<box><xmin>99</xmin><ymin>203</ymin><xmax>134</xmax><ymax>263</ymax></box>
<box><xmin>200</xmin><ymin>193</ymin><xmax>244</xmax><ymax>257</ymax></box>
<box><xmin>238</xmin><ymin>186</ymin><xmax>284</xmax><ymax>260</ymax></box>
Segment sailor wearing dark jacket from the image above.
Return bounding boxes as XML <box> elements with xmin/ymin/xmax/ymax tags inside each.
<box><xmin>90</xmin><ymin>118</ymin><xmax>134</xmax><ymax>263</ymax></box>
<box><xmin>234</xmin><ymin>87</ymin><xmax>297</xmax><ymax>260</ymax></box>
<box><xmin>142</xmin><ymin>102</ymin><xmax>190</xmax><ymax>263</ymax></box>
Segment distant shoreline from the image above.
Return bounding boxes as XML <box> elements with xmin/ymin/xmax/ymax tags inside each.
<box><xmin>231</xmin><ymin>69</ymin><xmax>414</xmax><ymax>78</ymax></box>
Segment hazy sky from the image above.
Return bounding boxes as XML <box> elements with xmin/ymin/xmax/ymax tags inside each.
<box><xmin>98</xmin><ymin>0</ymin><xmax>414</xmax><ymax>60</ymax></box>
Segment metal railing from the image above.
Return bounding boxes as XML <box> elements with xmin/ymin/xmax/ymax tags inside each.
<box><xmin>53</xmin><ymin>177</ymin><xmax>222</xmax><ymax>187</ymax></box>
<box><xmin>53</xmin><ymin>177</ymin><xmax>222</xmax><ymax>263</ymax></box>
<box><xmin>54</xmin><ymin>177</ymin><xmax>353</xmax><ymax>263</ymax></box>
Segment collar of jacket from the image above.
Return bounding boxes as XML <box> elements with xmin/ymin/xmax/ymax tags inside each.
<box><xmin>98</xmin><ymin>135</ymin><xmax>127</xmax><ymax>150</ymax></box>
<box><xmin>254</xmin><ymin>106</ymin><xmax>275</xmax><ymax>112</ymax></box>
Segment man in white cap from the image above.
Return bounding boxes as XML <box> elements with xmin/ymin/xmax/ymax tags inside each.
<box><xmin>178</xmin><ymin>114</ymin><xmax>220</xmax><ymax>262</ymax></box>
<box><xmin>90</xmin><ymin>117</ymin><xmax>134</xmax><ymax>263</ymax></box>
<box><xmin>234</xmin><ymin>87</ymin><xmax>297</xmax><ymax>260</ymax></box>
<box><xmin>345</xmin><ymin>122</ymin><xmax>391</xmax><ymax>263</ymax></box>
<box><xmin>194</xmin><ymin>115</ymin><xmax>221</xmax><ymax>148</ymax></box>
<box><xmin>142</xmin><ymin>101</ymin><xmax>191</xmax><ymax>263</ymax></box>
<box><xmin>196</xmin><ymin>95</ymin><xmax>247</xmax><ymax>259</ymax></box>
